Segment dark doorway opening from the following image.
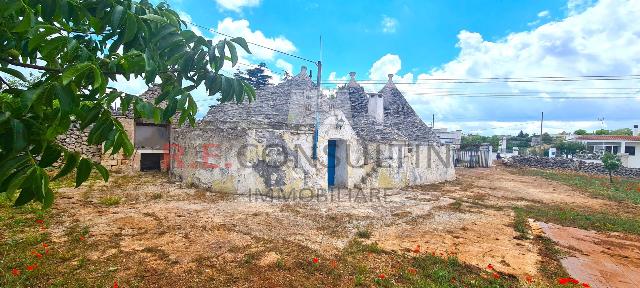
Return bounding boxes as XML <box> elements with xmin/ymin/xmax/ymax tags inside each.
<box><xmin>140</xmin><ymin>153</ymin><xmax>162</xmax><ymax>171</ymax></box>
<box><xmin>328</xmin><ymin>140</ymin><xmax>337</xmax><ymax>186</ymax></box>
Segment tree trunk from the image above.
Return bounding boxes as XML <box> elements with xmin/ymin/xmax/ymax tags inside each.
<box><xmin>609</xmin><ymin>171</ymin><xmax>613</xmax><ymax>184</ymax></box>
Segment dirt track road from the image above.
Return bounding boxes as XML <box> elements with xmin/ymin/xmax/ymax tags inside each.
<box><xmin>50</xmin><ymin>166</ymin><xmax>640</xmax><ymax>287</ymax></box>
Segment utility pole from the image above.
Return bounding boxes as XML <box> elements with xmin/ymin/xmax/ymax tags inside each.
<box><xmin>540</xmin><ymin>111</ymin><xmax>544</xmax><ymax>138</ymax></box>
<box><xmin>432</xmin><ymin>114</ymin><xmax>435</xmax><ymax>128</ymax></box>
<box><xmin>312</xmin><ymin>36</ymin><xmax>322</xmax><ymax>160</ymax></box>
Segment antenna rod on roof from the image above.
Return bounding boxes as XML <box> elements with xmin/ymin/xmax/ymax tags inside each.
<box><xmin>312</xmin><ymin>35</ymin><xmax>323</xmax><ymax>160</ymax></box>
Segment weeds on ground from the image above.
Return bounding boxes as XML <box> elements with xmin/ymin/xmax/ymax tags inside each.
<box><xmin>99</xmin><ymin>196</ymin><xmax>122</xmax><ymax>206</ymax></box>
<box><xmin>0</xmin><ymin>195</ymin><xmax>117</xmax><ymax>287</ymax></box>
<box><xmin>514</xmin><ymin>168</ymin><xmax>640</xmax><ymax>205</ymax></box>
<box><xmin>355</xmin><ymin>228</ymin><xmax>372</xmax><ymax>239</ymax></box>
<box><xmin>514</xmin><ymin>205</ymin><xmax>640</xmax><ymax>235</ymax></box>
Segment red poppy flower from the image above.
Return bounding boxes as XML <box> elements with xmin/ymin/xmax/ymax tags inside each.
<box><xmin>378</xmin><ymin>273</ymin><xmax>385</xmax><ymax>279</ymax></box>
<box><xmin>42</xmin><ymin>243</ymin><xmax>48</xmax><ymax>248</ymax></box>
<box><xmin>412</xmin><ymin>245</ymin><xmax>421</xmax><ymax>253</ymax></box>
<box><xmin>79</xmin><ymin>236</ymin><xmax>86</xmax><ymax>241</ymax></box>
<box><xmin>636</xmin><ymin>186</ymin><xmax>640</xmax><ymax>193</ymax></box>
<box><xmin>525</xmin><ymin>275</ymin><xmax>533</xmax><ymax>283</ymax></box>
<box><xmin>12</xmin><ymin>268</ymin><xmax>20</xmax><ymax>276</ymax></box>
<box><xmin>36</xmin><ymin>253</ymin><xmax>43</xmax><ymax>258</ymax></box>
<box><xmin>581</xmin><ymin>283</ymin><xmax>590</xmax><ymax>288</ymax></box>
<box><xmin>312</xmin><ymin>257</ymin><xmax>319</xmax><ymax>264</ymax></box>
<box><xmin>329</xmin><ymin>259</ymin><xmax>337</xmax><ymax>269</ymax></box>
<box><xmin>492</xmin><ymin>272</ymin><xmax>500</xmax><ymax>279</ymax></box>
<box><xmin>558</xmin><ymin>278</ymin><xmax>579</xmax><ymax>285</ymax></box>
<box><xmin>487</xmin><ymin>264</ymin><xmax>494</xmax><ymax>270</ymax></box>
<box><xmin>114</xmin><ymin>280</ymin><xmax>119</xmax><ymax>288</ymax></box>
<box><xmin>26</xmin><ymin>264</ymin><xmax>37</xmax><ymax>271</ymax></box>
<box><xmin>35</xmin><ymin>219</ymin><xmax>44</xmax><ymax>224</ymax></box>
<box><xmin>407</xmin><ymin>268</ymin><xmax>417</xmax><ymax>275</ymax></box>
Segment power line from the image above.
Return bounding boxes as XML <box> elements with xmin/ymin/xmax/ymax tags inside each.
<box><xmin>323</xmin><ymin>74</ymin><xmax>640</xmax><ymax>83</ymax></box>
<box><xmin>183</xmin><ymin>20</ymin><xmax>317</xmax><ymax>64</ymax></box>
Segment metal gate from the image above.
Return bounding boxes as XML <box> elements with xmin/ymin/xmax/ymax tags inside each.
<box><xmin>454</xmin><ymin>149</ymin><xmax>491</xmax><ymax>168</ymax></box>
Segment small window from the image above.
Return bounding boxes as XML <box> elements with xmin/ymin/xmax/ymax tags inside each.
<box><xmin>625</xmin><ymin>146</ymin><xmax>636</xmax><ymax>156</ymax></box>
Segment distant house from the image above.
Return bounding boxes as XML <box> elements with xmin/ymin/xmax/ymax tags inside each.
<box><xmin>433</xmin><ymin>128</ymin><xmax>462</xmax><ymax>148</ymax></box>
<box><xmin>573</xmin><ymin>125</ymin><xmax>640</xmax><ymax>168</ymax></box>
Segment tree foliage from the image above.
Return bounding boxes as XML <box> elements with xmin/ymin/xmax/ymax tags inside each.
<box><xmin>601</xmin><ymin>152</ymin><xmax>622</xmax><ymax>183</ymax></box>
<box><xmin>0</xmin><ymin>0</ymin><xmax>255</xmax><ymax>208</ymax></box>
<box><xmin>233</xmin><ymin>62</ymin><xmax>272</xmax><ymax>89</ymax></box>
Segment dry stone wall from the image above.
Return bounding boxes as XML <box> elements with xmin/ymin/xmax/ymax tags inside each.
<box><xmin>504</xmin><ymin>156</ymin><xmax>640</xmax><ymax>179</ymax></box>
<box><xmin>56</xmin><ymin>122</ymin><xmax>102</xmax><ymax>162</ymax></box>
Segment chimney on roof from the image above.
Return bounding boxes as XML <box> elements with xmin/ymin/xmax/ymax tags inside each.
<box><xmin>299</xmin><ymin>66</ymin><xmax>307</xmax><ymax>76</ymax></box>
<box><xmin>387</xmin><ymin>74</ymin><xmax>394</xmax><ymax>83</ymax></box>
<box><xmin>634</xmin><ymin>124</ymin><xmax>639</xmax><ymax>136</ymax></box>
<box><xmin>367</xmin><ymin>93</ymin><xmax>384</xmax><ymax>123</ymax></box>
<box><xmin>347</xmin><ymin>72</ymin><xmax>359</xmax><ymax>87</ymax></box>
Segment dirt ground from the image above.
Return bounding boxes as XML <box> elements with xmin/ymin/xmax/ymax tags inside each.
<box><xmin>47</xmin><ymin>166</ymin><xmax>640</xmax><ymax>287</ymax></box>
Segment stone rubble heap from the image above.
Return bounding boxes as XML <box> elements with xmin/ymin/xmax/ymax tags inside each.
<box><xmin>504</xmin><ymin>156</ymin><xmax>640</xmax><ymax>179</ymax></box>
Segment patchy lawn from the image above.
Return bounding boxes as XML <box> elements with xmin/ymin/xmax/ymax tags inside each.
<box><xmin>512</xmin><ymin>168</ymin><xmax>640</xmax><ymax>205</ymax></box>
<box><xmin>2</xmin><ymin>167</ymin><xmax>639</xmax><ymax>287</ymax></box>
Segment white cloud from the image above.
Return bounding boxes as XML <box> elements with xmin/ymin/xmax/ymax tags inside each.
<box><xmin>275</xmin><ymin>59</ymin><xmax>293</xmax><ymax>74</ymax></box>
<box><xmin>537</xmin><ymin>10</ymin><xmax>550</xmax><ymax>18</ymax></box>
<box><xmin>177</xmin><ymin>11</ymin><xmax>203</xmax><ymax>36</ymax></box>
<box><xmin>212</xmin><ymin>18</ymin><xmax>296</xmax><ymax>61</ymax></box>
<box><xmin>332</xmin><ymin>0</ymin><xmax>640</xmax><ymax>135</ymax></box>
<box><xmin>380</xmin><ymin>15</ymin><xmax>398</xmax><ymax>34</ymax></box>
<box><xmin>567</xmin><ymin>0</ymin><xmax>596</xmax><ymax>15</ymax></box>
<box><xmin>214</xmin><ymin>0</ymin><xmax>261</xmax><ymax>12</ymax></box>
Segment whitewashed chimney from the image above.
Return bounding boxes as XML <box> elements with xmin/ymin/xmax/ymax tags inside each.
<box><xmin>367</xmin><ymin>93</ymin><xmax>384</xmax><ymax>123</ymax></box>
<box><xmin>634</xmin><ymin>124</ymin><xmax>639</xmax><ymax>136</ymax></box>
<box><xmin>347</xmin><ymin>71</ymin><xmax>359</xmax><ymax>87</ymax></box>
<box><xmin>299</xmin><ymin>66</ymin><xmax>308</xmax><ymax>77</ymax></box>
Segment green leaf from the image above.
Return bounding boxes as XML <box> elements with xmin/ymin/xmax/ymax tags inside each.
<box><xmin>81</xmin><ymin>106</ymin><xmax>102</xmax><ymax>130</ymax></box>
<box><xmin>56</xmin><ymin>84</ymin><xmax>75</xmax><ymax>114</ymax></box>
<box><xmin>62</xmin><ymin>63</ymin><xmax>93</xmax><ymax>85</ymax></box>
<box><xmin>39</xmin><ymin>144</ymin><xmax>62</xmax><ymax>168</ymax></box>
<box><xmin>111</xmin><ymin>5</ymin><xmax>125</xmax><ymax>29</ymax></box>
<box><xmin>226</xmin><ymin>40</ymin><xmax>238</xmax><ymax>67</ymax></box>
<box><xmin>121</xmin><ymin>134</ymin><xmax>134</xmax><ymax>157</ymax></box>
<box><xmin>52</xmin><ymin>152</ymin><xmax>80</xmax><ymax>181</ymax></box>
<box><xmin>20</xmin><ymin>85</ymin><xmax>45</xmax><ymax>112</ymax></box>
<box><xmin>75</xmin><ymin>158</ymin><xmax>92</xmax><ymax>188</ymax></box>
<box><xmin>0</xmin><ymin>67</ymin><xmax>27</xmax><ymax>82</ymax></box>
<box><xmin>0</xmin><ymin>155</ymin><xmax>30</xmax><ymax>186</ymax></box>
<box><xmin>14</xmin><ymin>184</ymin><xmax>35</xmax><ymax>206</ymax></box>
<box><xmin>28</xmin><ymin>26</ymin><xmax>59</xmax><ymax>51</ymax></box>
<box><xmin>4</xmin><ymin>166</ymin><xmax>33</xmax><ymax>200</ymax></box>
<box><xmin>123</xmin><ymin>13</ymin><xmax>138</xmax><ymax>43</ymax></box>
<box><xmin>0</xmin><ymin>112</ymin><xmax>9</xmax><ymax>125</ymax></box>
<box><xmin>92</xmin><ymin>65</ymin><xmax>102</xmax><ymax>87</ymax></box>
<box><xmin>140</xmin><ymin>14</ymin><xmax>167</xmax><ymax>23</ymax></box>
<box><xmin>12</xmin><ymin>8</ymin><xmax>33</xmax><ymax>32</ymax></box>
<box><xmin>93</xmin><ymin>162</ymin><xmax>109</xmax><ymax>182</ymax></box>
<box><xmin>10</xmin><ymin>119</ymin><xmax>28</xmax><ymax>153</ymax></box>
<box><xmin>216</xmin><ymin>42</ymin><xmax>226</xmax><ymax>70</ymax></box>
<box><xmin>230</xmin><ymin>37</ymin><xmax>251</xmax><ymax>54</ymax></box>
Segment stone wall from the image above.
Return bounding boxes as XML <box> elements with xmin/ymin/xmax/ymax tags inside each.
<box><xmin>56</xmin><ymin>122</ymin><xmax>102</xmax><ymax>162</ymax></box>
<box><xmin>504</xmin><ymin>156</ymin><xmax>640</xmax><ymax>179</ymax></box>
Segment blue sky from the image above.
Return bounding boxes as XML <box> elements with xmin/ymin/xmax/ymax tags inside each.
<box><xmin>123</xmin><ymin>0</ymin><xmax>640</xmax><ymax>135</ymax></box>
